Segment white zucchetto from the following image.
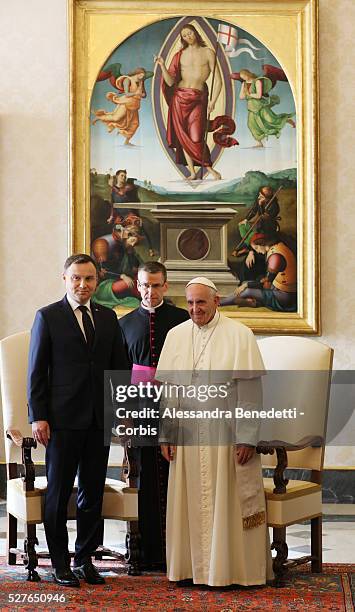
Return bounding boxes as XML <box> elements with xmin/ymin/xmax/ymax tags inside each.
<box><xmin>185</xmin><ymin>277</ymin><xmax>218</xmax><ymax>291</ymax></box>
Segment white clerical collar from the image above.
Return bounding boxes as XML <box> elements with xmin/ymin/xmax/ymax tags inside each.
<box><xmin>193</xmin><ymin>309</ymin><xmax>220</xmax><ymax>331</ymax></box>
<box><xmin>67</xmin><ymin>294</ymin><xmax>92</xmax><ymax>313</ymax></box>
<box><xmin>140</xmin><ymin>300</ymin><xmax>164</xmax><ymax>313</ymax></box>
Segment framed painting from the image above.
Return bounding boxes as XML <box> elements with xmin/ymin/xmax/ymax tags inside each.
<box><xmin>69</xmin><ymin>0</ymin><xmax>320</xmax><ymax>334</ymax></box>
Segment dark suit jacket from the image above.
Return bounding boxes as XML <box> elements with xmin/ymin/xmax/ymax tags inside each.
<box><xmin>27</xmin><ymin>296</ymin><xmax>129</xmax><ymax>430</ymax></box>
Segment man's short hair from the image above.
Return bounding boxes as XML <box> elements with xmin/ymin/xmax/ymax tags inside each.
<box><xmin>64</xmin><ymin>254</ymin><xmax>99</xmax><ymax>274</ymax></box>
<box><xmin>116</xmin><ymin>169</ymin><xmax>127</xmax><ymax>176</ymax></box>
<box><xmin>138</xmin><ymin>261</ymin><xmax>167</xmax><ymax>283</ymax></box>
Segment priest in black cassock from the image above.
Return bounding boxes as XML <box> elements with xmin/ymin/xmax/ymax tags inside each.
<box><xmin>119</xmin><ymin>262</ymin><xmax>189</xmax><ymax>570</ymax></box>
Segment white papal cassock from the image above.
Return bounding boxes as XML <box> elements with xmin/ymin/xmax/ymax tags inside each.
<box><xmin>156</xmin><ymin>311</ymin><xmax>273</xmax><ymax>586</ymax></box>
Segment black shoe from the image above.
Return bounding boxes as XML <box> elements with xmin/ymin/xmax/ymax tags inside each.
<box><xmin>52</xmin><ymin>568</ymin><xmax>80</xmax><ymax>587</ymax></box>
<box><xmin>141</xmin><ymin>562</ymin><xmax>166</xmax><ymax>572</ymax></box>
<box><xmin>176</xmin><ymin>578</ymin><xmax>194</xmax><ymax>587</ymax></box>
<box><xmin>73</xmin><ymin>561</ymin><xmax>105</xmax><ymax>585</ymax></box>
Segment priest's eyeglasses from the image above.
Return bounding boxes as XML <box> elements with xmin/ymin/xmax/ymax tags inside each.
<box><xmin>138</xmin><ymin>282</ymin><xmax>165</xmax><ymax>290</ymax></box>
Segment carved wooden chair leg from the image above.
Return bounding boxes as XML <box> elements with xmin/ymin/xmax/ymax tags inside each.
<box><xmin>7</xmin><ymin>513</ymin><xmax>18</xmax><ymax>565</ymax></box>
<box><xmin>94</xmin><ymin>519</ymin><xmax>105</xmax><ymax>560</ymax></box>
<box><xmin>311</xmin><ymin>516</ymin><xmax>322</xmax><ymax>572</ymax></box>
<box><xmin>272</xmin><ymin>526</ymin><xmax>288</xmax><ymax>587</ymax></box>
<box><xmin>125</xmin><ymin>520</ymin><xmax>141</xmax><ymax>576</ymax></box>
<box><xmin>24</xmin><ymin>523</ymin><xmax>40</xmax><ymax>582</ymax></box>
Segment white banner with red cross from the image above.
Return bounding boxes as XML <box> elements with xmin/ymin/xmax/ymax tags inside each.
<box><xmin>217</xmin><ymin>23</ymin><xmax>264</xmax><ymax>60</ymax></box>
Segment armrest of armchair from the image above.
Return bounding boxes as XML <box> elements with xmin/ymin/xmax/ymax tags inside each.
<box><xmin>122</xmin><ymin>444</ymin><xmax>140</xmax><ymax>488</ymax></box>
<box><xmin>6</xmin><ymin>429</ymin><xmax>37</xmax><ymax>492</ymax></box>
<box><xmin>108</xmin><ymin>430</ymin><xmax>140</xmax><ymax>489</ymax></box>
<box><xmin>256</xmin><ymin>435</ymin><xmax>324</xmax><ymax>494</ymax></box>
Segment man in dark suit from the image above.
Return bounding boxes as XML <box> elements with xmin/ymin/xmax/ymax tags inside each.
<box><xmin>27</xmin><ymin>253</ymin><xmax>128</xmax><ymax>587</ymax></box>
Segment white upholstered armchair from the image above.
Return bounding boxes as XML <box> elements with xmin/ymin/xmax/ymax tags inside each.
<box><xmin>256</xmin><ymin>336</ymin><xmax>333</xmax><ymax>585</ymax></box>
<box><xmin>0</xmin><ymin>331</ymin><xmax>139</xmax><ymax>581</ymax></box>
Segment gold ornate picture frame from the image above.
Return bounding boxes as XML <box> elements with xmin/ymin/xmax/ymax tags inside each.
<box><xmin>69</xmin><ymin>0</ymin><xmax>319</xmax><ymax>334</ymax></box>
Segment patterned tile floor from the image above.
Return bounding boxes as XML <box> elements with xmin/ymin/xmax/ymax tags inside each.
<box><xmin>0</xmin><ymin>501</ymin><xmax>354</xmax><ymax>564</ymax></box>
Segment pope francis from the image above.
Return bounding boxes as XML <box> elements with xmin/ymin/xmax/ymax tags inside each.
<box><xmin>156</xmin><ymin>277</ymin><xmax>273</xmax><ymax>587</ymax></box>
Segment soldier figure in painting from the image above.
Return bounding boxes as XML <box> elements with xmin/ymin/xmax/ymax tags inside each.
<box><xmin>106</xmin><ymin>169</ymin><xmax>138</xmax><ymax>225</ymax></box>
<box><xmin>221</xmin><ymin>233</ymin><xmax>297</xmax><ymax>312</ymax></box>
<box><xmin>91</xmin><ymin>220</ymin><xmax>142</xmax><ymax>309</ymax></box>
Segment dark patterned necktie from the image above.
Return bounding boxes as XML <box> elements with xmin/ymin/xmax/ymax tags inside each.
<box><xmin>78</xmin><ymin>305</ymin><xmax>95</xmax><ymax>349</ymax></box>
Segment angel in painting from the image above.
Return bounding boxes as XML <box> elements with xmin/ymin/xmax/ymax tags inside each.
<box><xmin>232</xmin><ymin>65</ymin><xmax>296</xmax><ymax>147</ymax></box>
<box><xmin>92</xmin><ymin>64</ymin><xmax>153</xmax><ymax>145</ymax></box>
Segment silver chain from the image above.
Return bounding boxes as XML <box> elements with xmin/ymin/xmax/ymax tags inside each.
<box><xmin>192</xmin><ymin>312</ymin><xmax>220</xmax><ymax>371</ymax></box>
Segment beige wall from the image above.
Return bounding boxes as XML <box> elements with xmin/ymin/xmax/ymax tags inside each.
<box><xmin>318</xmin><ymin>0</ymin><xmax>355</xmax><ymax>465</ymax></box>
<box><xmin>0</xmin><ymin>0</ymin><xmax>68</xmax><ymax>335</ymax></box>
<box><xmin>0</xmin><ymin>1</ymin><xmax>354</xmax><ymax>464</ymax></box>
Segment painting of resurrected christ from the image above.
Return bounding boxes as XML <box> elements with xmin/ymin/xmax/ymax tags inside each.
<box><xmin>155</xmin><ymin>23</ymin><xmax>237</xmax><ymax>180</ymax></box>
<box><xmin>90</xmin><ymin>16</ymin><xmax>297</xmax><ymax>315</ymax></box>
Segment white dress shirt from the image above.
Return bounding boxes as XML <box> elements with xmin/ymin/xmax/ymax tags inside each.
<box><xmin>66</xmin><ymin>294</ymin><xmax>95</xmax><ymax>342</ymax></box>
